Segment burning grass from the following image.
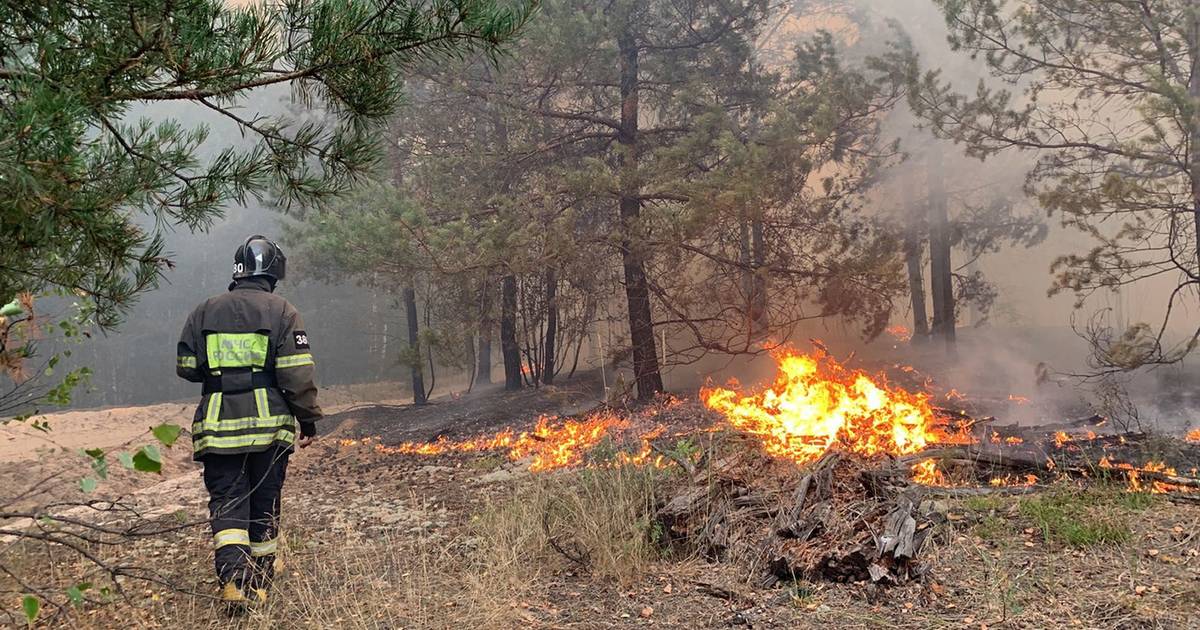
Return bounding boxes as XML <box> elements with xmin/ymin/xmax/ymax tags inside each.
<box><xmin>701</xmin><ymin>346</ymin><xmax>968</xmax><ymax>464</ymax></box>
<box><xmin>326</xmin><ymin>343</ymin><xmax>1200</xmax><ymax>591</ymax></box>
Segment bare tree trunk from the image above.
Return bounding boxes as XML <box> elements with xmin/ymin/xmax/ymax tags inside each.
<box><xmin>403</xmin><ymin>285</ymin><xmax>427</xmax><ymax>405</ymax></box>
<box><xmin>904</xmin><ymin>231</ymin><xmax>929</xmax><ymax>342</ymax></box>
<box><xmin>617</xmin><ymin>30</ymin><xmax>663</xmax><ymax>401</ymax></box>
<box><xmin>388</xmin><ymin>117</ymin><xmax>427</xmax><ymax>404</ymax></box>
<box><xmin>466</xmin><ymin>333</ymin><xmax>476</xmax><ymax>393</ymax></box>
<box><xmin>501</xmin><ymin>274</ymin><xmax>522</xmax><ymax>390</ymax></box>
<box><xmin>739</xmin><ymin>219</ymin><xmax>769</xmax><ymax>340</ymax></box>
<box><xmin>750</xmin><ymin>218</ymin><xmax>768</xmax><ymax>337</ymax></box>
<box><xmin>1189</xmin><ymin>5</ymin><xmax>1200</xmax><ymax>286</ymax></box>
<box><xmin>476</xmin><ymin>276</ymin><xmax>493</xmax><ymax>384</ymax></box>
<box><xmin>543</xmin><ymin>269</ymin><xmax>558</xmax><ymax>385</ymax></box>
<box><xmin>927</xmin><ymin>148</ymin><xmax>956</xmax><ymax>353</ymax></box>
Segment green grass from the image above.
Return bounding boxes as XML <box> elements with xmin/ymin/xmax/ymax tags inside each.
<box><xmin>975</xmin><ymin>514</ymin><xmax>1017</xmax><ymax>541</ymax></box>
<box><xmin>963</xmin><ymin>494</ymin><xmax>1007</xmax><ymax>513</ymax></box>
<box><xmin>961</xmin><ymin>483</ymin><xmax>1156</xmax><ymax>547</ymax></box>
<box><xmin>1016</xmin><ymin>487</ymin><xmax>1134</xmax><ymax>547</ymax></box>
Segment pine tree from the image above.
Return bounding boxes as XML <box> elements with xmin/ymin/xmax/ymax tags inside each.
<box><xmin>0</xmin><ymin>0</ymin><xmax>531</xmax><ymax>329</ymax></box>
<box><xmin>904</xmin><ymin>0</ymin><xmax>1200</xmax><ymax>371</ymax></box>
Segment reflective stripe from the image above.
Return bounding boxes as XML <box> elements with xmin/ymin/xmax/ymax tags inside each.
<box><xmin>214</xmin><ymin>528</ymin><xmax>250</xmax><ymax>549</ymax></box>
<box><xmin>254</xmin><ymin>387</ymin><xmax>270</xmax><ymax>419</ymax></box>
<box><xmin>205</xmin><ymin>333</ymin><xmax>269</xmax><ymax>369</ymax></box>
<box><xmin>177</xmin><ymin>355</ymin><xmax>197</xmax><ymax>369</ymax></box>
<box><xmin>205</xmin><ymin>392</ymin><xmax>223</xmax><ymax>423</ymax></box>
<box><xmin>250</xmin><ymin>538</ymin><xmax>278</xmax><ymax>557</ymax></box>
<box><xmin>275</xmin><ymin>353</ymin><xmax>314</xmax><ymax>369</ymax></box>
<box><xmin>197</xmin><ymin>413</ymin><xmax>294</xmax><ymax>435</ymax></box>
<box><xmin>193</xmin><ymin>429</ymin><xmax>296</xmax><ymax>453</ymax></box>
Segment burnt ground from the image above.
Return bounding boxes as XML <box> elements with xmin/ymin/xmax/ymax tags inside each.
<box><xmin>3</xmin><ymin>372</ymin><xmax>1200</xmax><ymax>629</ymax></box>
<box><xmin>322</xmin><ymin>370</ymin><xmax>608</xmax><ymax>443</ymax></box>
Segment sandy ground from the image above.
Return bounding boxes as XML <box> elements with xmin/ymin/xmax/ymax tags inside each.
<box><xmin>0</xmin><ymin>381</ymin><xmax>414</xmax><ymax>462</ymax></box>
<box><xmin>4</xmin><ymin>374</ymin><xmax>1199</xmax><ymax>628</ymax></box>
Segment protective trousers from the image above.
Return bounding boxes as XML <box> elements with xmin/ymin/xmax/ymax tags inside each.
<box><xmin>202</xmin><ymin>446</ymin><xmax>290</xmax><ymax>588</ymax></box>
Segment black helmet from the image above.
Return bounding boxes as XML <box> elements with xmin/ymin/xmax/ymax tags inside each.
<box><xmin>232</xmin><ymin>235</ymin><xmax>287</xmax><ymax>282</ymax></box>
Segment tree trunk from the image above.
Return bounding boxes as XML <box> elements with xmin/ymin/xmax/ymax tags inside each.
<box><xmin>476</xmin><ymin>277</ymin><xmax>493</xmax><ymax>384</ymax></box>
<box><xmin>750</xmin><ymin>218</ymin><xmax>769</xmax><ymax>337</ymax></box>
<box><xmin>403</xmin><ymin>285</ymin><xmax>427</xmax><ymax>405</ymax></box>
<box><xmin>617</xmin><ymin>30</ymin><xmax>663</xmax><ymax>400</ymax></box>
<box><xmin>927</xmin><ymin>148</ymin><xmax>956</xmax><ymax>353</ymax></box>
<box><xmin>904</xmin><ymin>231</ymin><xmax>929</xmax><ymax>342</ymax></box>
<box><xmin>1190</xmin><ymin>5</ymin><xmax>1200</xmax><ymax>287</ymax></box>
<box><xmin>543</xmin><ymin>269</ymin><xmax>558</xmax><ymax>385</ymax></box>
<box><xmin>501</xmin><ymin>274</ymin><xmax>522</xmax><ymax>390</ymax></box>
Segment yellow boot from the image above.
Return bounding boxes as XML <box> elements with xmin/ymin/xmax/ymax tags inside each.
<box><xmin>221</xmin><ymin>582</ymin><xmax>246</xmax><ymax>603</ymax></box>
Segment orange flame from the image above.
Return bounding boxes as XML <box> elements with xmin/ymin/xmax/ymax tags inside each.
<box><xmin>359</xmin><ymin>413</ymin><xmax>647</xmax><ymax>472</ymax></box>
<box><xmin>885</xmin><ymin>325</ymin><xmax>913</xmax><ymax>342</ymax></box>
<box><xmin>1187</xmin><ymin>429</ymin><xmax>1200</xmax><ymax>443</ymax></box>
<box><xmin>1007</xmin><ymin>394</ymin><xmax>1029</xmax><ymax>405</ymax></box>
<box><xmin>701</xmin><ymin>346</ymin><xmax>962</xmax><ymax>464</ymax></box>
<box><xmin>1099</xmin><ymin>457</ymin><xmax>1185</xmax><ymax>493</ymax></box>
<box><xmin>912</xmin><ymin>458</ymin><xmax>948</xmax><ymax>486</ymax></box>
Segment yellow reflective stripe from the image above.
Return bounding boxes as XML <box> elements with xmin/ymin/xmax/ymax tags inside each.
<box><xmin>206</xmin><ymin>332</ymin><xmax>269</xmax><ymax>368</ymax></box>
<box><xmin>214</xmin><ymin>528</ymin><xmax>250</xmax><ymax>549</ymax></box>
<box><xmin>250</xmin><ymin>538</ymin><xmax>278</xmax><ymax>557</ymax></box>
<box><xmin>199</xmin><ymin>413</ymin><xmax>293</xmax><ymax>434</ymax></box>
<box><xmin>275</xmin><ymin>353</ymin><xmax>314</xmax><ymax>369</ymax></box>
<box><xmin>177</xmin><ymin>355</ymin><xmax>197</xmax><ymax>369</ymax></box>
<box><xmin>254</xmin><ymin>387</ymin><xmax>269</xmax><ymax>419</ymax></box>
<box><xmin>194</xmin><ymin>429</ymin><xmax>296</xmax><ymax>452</ymax></box>
<box><xmin>205</xmin><ymin>392</ymin><xmax>223</xmax><ymax>423</ymax></box>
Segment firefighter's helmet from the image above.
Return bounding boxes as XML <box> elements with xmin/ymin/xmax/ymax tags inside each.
<box><xmin>232</xmin><ymin>235</ymin><xmax>287</xmax><ymax>282</ymax></box>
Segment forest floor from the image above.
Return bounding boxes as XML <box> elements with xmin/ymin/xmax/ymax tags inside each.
<box><xmin>3</xmin><ymin>373</ymin><xmax>1200</xmax><ymax>629</ymax></box>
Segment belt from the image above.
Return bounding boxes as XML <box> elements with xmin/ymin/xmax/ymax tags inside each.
<box><xmin>202</xmin><ymin>371</ymin><xmax>278</xmax><ymax>395</ymax></box>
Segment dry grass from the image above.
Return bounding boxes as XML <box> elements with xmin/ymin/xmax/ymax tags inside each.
<box><xmin>143</xmin><ymin>463</ymin><xmax>663</xmax><ymax>629</ymax></box>
<box><xmin>474</xmin><ymin>463</ymin><xmax>662</xmax><ymax>586</ymax></box>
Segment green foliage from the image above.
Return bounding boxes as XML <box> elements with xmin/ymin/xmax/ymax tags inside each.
<box><xmin>0</xmin><ymin>0</ymin><xmax>533</xmax><ymax>332</ymax></box>
<box><xmin>83</xmin><ymin>448</ymin><xmax>108</xmax><ymax>480</ymax></box>
<box><xmin>150</xmin><ymin>423</ymin><xmax>182</xmax><ymax>448</ymax></box>
<box><xmin>21</xmin><ymin>595</ymin><xmax>38</xmax><ymax>624</ymax></box>
<box><xmin>905</xmin><ymin>0</ymin><xmax>1200</xmax><ymax>370</ymax></box>
<box><xmin>65</xmin><ymin>582</ymin><xmax>92</xmax><ymax>606</ymax></box>
<box><xmin>131</xmin><ymin>444</ymin><xmax>162</xmax><ymax>473</ymax></box>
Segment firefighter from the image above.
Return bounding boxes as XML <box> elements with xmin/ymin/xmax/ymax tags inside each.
<box><xmin>175</xmin><ymin>235</ymin><xmax>322</xmax><ymax>605</ymax></box>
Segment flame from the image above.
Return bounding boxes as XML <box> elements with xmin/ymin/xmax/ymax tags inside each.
<box><xmin>1007</xmin><ymin>394</ymin><xmax>1029</xmax><ymax>405</ymax></box>
<box><xmin>351</xmin><ymin>413</ymin><xmax>651</xmax><ymax>472</ymax></box>
<box><xmin>1187</xmin><ymin>429</ymin><xmax>1200</xmax><ymax>443</ymax></box>
<box><xmin>944</xmin><ymin>388</ymin><xmax>966</xmax><ymax>402</ymax></box>
<box><xmin>701</xmin><ymin>346</ymin><xmax>962</xmax><ymax>464</ymax></box>
<box><xmin>988</xmin><ymin>474</ymin><xmax>1038</xmax><ymax>487</ymax></box>
<box><xmin>1099</xmin><ymin>457</ymin><xmax>1186</xmax><ymax>493</ymax></box>
<box><xmin>912</xmin><ymin>458</ymin><xmax>948</xmax><ymax>486</ymax></box>
<box><xmin>885</xmin><ymin>325</ymin><xmax>912</xmax><ymax>342</ymax></box>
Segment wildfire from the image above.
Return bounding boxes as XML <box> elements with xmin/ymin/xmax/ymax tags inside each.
<box><xmin>911</xmin><ymin>458</ymin><xmax>948</xmax><ymax>486</ymax></box>
<box><xmin>885</xmin><ymin>325</ymin><xmax>913</xmax><ymax>342</ymax></box>
<box><xmin>1099</xmin><ymin>456</ymin><xmax>1190</xmax><ymax>494</ymax></box>
<box><xmin>1187</xmin><ymin>429</ymin><xmax>1200</xmax><ymax>443</ymax></box>
<box><xmin>352</xmin><ymin>413</ymin><xmax>651</xmax><ymax>472</ymax></box>
<box><xmin>702</xmin><ymin>346</ymin><xmax>961</xmax><ymax>464</ymax></box>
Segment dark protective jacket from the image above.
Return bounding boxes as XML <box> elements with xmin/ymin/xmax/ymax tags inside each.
<box><xmin>176</xmin><ymin>277</ymin><xmax>322</xmax><ymax>460</ymax></box>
